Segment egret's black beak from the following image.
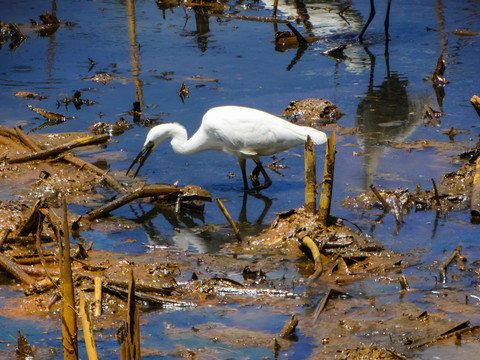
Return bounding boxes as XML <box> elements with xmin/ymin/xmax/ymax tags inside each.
<box><xmin>127</xmin><ymin>141</ymin><xmax>155</xmax><ymax>177</ymax></box>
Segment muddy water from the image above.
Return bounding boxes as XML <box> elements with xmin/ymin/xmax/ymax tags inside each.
<box><xmin>1</xmin><ymin>0</ymin><xmax>480</xmax><ymax>358</ymax></box>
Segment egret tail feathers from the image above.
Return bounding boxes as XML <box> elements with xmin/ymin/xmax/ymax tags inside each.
<box><xmin>304</xmin><ymin>128</ymin><xmax>327</xmax><ymax>145</ymax></box>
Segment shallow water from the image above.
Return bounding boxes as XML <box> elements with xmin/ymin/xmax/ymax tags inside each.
<box><xmin>1</xmin><ymin>0</ymin><xmax>480</xmax><ymax>358</ymax></box>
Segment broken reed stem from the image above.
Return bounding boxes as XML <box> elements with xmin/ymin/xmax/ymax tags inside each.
<box><xmin>0</xmin><ymin>253</ymin><xmax>38</xmax><ymax>288</ymax></box>
<box><xmin>304</xmin><ymin>136</ymin><xmax>317</xmax><ymax>213</ymax></box>
<box><xmin>216</xmin><ymin>198</ymin><xmax>242</xmax><ymax>243</ymax></box>
<box><xmin>0</xmin><ymin>229</ymin><xmax>11</xmax><ymax>251</ymax></box>
<box><xmin>62</xmin><ymin>153</ymin><xmax>127</xmax><ymax>194</ymax></box>
<box><xmin>313</xmin><ymin>288</ymin><xmax>332</xmax><ymax>322</ymax></box>
<box><xmin>128</xmin><ymin>268</ymin><xmax>141</xmax><ymax>360</ymax></box>
<box><xmin>370</xmin><ymin>184</ymin><xmax>390</xmax><ymax>211</ymax></box>
<box><xmin>94</xmin><ymin>277</ymin><xmax>102</xmax><ymax>316</ymax></box>
<box><xmin>399</xmin><ymin>274</ymin><xmax>410</xmax><ymax>290</ymax></box>
<box><xmin>83</xmin><ymin>184</ymin><xmax>179</xmax><ymax>222</ymax></box>
<box><xmin>439</xmin><ymin>245</ymin><xmax>462</xmax><ymax>283</ymax></box>
<box><xmin>318</xmin><ymin>132</ymin><xmax>336</xmax><ymax>227</ymax></box>
<box><xmin>79</xmin><ymin>293</ymin><xmax>99</xmax><ymax>360</ymax></box>
<box><xmin>15</xmin><ymin>126</ymin><xmax>42</xmax><ymax>152</ymax></box>
<box><xmin>278</xmin><ymin>314</ymin><xmax>298</xmax><ymax>338</ymax></box>
<box><xmin>471</xmin><ymin>95</ymin><xmax>480</xmax><ymax>118</ymax></box>
<box><xmin>272</xmin><ymin>0</ymin><xmax>278</xmax><ymax>18</ymax></box>
<box><xmin>470</xmin><ymin>155</ymin><xmax>480</xmax><ymax>222</ymax></box>
<box><xmin>431</xmin><ymin>178</ymin><xmax>441</xmax><ymax>208</ymax></box>
<box><xmin>301</xmin><ymin>236</ymin><xmax>323</xmax><ymax>280</ymax></box>
<box><xmin>61</xmin><ymin>198</ymin><xmax>78</xmax><ymax>360</ymax></box>
<box><xmin>8</xmin><ymin>134</ymin><xmax>109</xmax><ymax>164</ymax></box>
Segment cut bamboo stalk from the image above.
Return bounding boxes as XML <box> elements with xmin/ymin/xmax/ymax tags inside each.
<box><xmin>304</xmin><ymin>136</ymin><xmax>317</xmax><ymax>213</ymax></box>
<box><xmin>80</xmin><ymin>293</ymin><xmax>99</xmax><ymax>360</ymax></box>
<box><xmin>318</xmin><ymin>132</ymin><xmax>336</xmax><ymax>227</ymax></box>
<box><xmin>216</xmin><ymin>198</ymin><xmax>242</xmax><ymax>243</ymax></box>
<box><xmin>61</xmin><ymin>198</ymin><xmax>78</xmax><ymax>360</ymax></box>
<box><xmin>94</xmin><ymin>277</ymin><xmax>102</xmax><ymax>316</ymax></box>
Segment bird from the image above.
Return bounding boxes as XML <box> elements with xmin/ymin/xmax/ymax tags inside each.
<box><xmin>127</xmin><ymin>106</ymin><xmax>327</xmax><ymax>191</ymax></box>
<box><xmin>358</xmin><ymin>0</ymin><xmax>393</xmax><ymax>42</ymax></box>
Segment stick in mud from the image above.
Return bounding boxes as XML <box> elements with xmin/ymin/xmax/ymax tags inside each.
<box><xmin>318</xmin><ymin>132</ymin><xmax>336</xmax><ymax>226</ymax></box>
<box><xmin>431</xmin><ymin>178</ymin><xmax>441</xmax><ymax>208</ymax></box>
<box><xmin>304</xmin><ymin>136</ymin><xmax>317</xmax><ymax>213</ymax></box>
<box><xmin>438</xmin><ymin>245</ymin><xmax>462</xmax><ymax>283</ymax></box>
<box><xmin>94</xmin><ymin>276</ymin><xmax>102</xmax><ymax>316</ymax></box>
<box><xmin>216</xmin><ymin>198</ymin><xmax>243</xmax><ymax>243</ymax></box>
<box><xmin>278</xmin><ymin>314</ymin><xmax>298</xmax><ymax>338</ymax></box>
<box><xmin>370</xmin><ymin>184</ymin><xmax>390</xmax><ymax>211</ymax></box>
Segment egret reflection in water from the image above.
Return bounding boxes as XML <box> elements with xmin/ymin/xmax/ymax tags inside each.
<box><xmin>131</xmin><ymin>192</ymin><xmax>272</xmax><ymax>253</ymax></box>
<box><xmin>355</xmin><ymin>46</ymin><xmax>424</xmax><ymax>190</ymax></box>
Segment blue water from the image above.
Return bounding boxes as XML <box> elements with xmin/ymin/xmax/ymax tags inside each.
<box><xmin>1</xmin><ymin>0</ymin><xmax>480</xmax><ymax>358</ymax></box>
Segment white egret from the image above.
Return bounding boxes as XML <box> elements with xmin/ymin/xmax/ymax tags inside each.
<box><xmin>127</xmin><ymin>106</ymin><xmax>327</xmax><ymax>191</ymax></box>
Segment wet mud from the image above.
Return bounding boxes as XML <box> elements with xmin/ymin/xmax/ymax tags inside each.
<box><xmin>2</xmin><ymin>0</ymin><xmax>480</xmax><ymax>359</ymax></box>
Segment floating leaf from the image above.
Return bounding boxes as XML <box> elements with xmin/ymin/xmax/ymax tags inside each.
<box><xmin>27</xmin><ymin>105</ymin><xmax>67</xmax><ymax>121</ymax></box>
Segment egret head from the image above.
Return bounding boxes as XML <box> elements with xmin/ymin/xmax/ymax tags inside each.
<box><xmin>126</xmin><ymin>140</ymin><xmax>155</xmax><ymax>177</ymax></box>
<box><xmin>126</xmin><ymin>124</ymin><xmax>178</xmax><ymax>177</ymax></box>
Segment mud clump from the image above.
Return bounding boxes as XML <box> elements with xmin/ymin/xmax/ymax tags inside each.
<box><xmin>283</xmin><ymin>98</ymin><xmax>343</xmax><ymax>125</ymax></box>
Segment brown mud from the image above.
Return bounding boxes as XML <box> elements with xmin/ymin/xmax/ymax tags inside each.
<box><xmin>1</xmin><ymin>114</ymin><xmax>480</xmax><ymax>359</ymax></box>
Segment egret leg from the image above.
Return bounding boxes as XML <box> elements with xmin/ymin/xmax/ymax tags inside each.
<box><xmin>250</xmin><ymin>163</ymin><xmax>261</xmax><ymax>188</ymax></box>
<box><xmin>251</xmin><ymin>160</ymin><xmax>272</xmax><ymax>191</ymax></box>
<box><xmin>238</xmin><ymin>158</ymin><xmax>249</xmax><ymax>190</ymax></box>
<box><xmin>384</xmin><ymin>0</ymin><xmax>392</xmax><ymax>41</ymax></box>
<box><xmin>358</xmin><ymin>0</ymin><xmax>375</xmax><ymax>42</ymax></box>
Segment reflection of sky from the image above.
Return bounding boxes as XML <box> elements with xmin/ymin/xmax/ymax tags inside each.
<box><xmin>0</xmin><ymin>0</ymin><xmax>479</xmax><ymax>245</ymax></box>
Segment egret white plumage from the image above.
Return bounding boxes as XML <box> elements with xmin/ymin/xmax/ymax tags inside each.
<box><xmin>127</xmin><ymin>106</ymin><xmax>327</xmax><ymax>191</ymax></box>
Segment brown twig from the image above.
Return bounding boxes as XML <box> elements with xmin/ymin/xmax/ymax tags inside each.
<box><xmin>438</xmin><ymin>245</ymin><xmax>462</xmax><ymax>283</ymax></box>
<box><xmin>370</xmin><ymin>184</ymin><xmax>390</xmax><ymax>211</ymax></box>
<box><xmin>216</xmin><ymin>198</ymin><xmax>242</xmax><ymax>243</ymax></box>
<box><xmin>61</xmin><ymin>153</ymin><xmax>127</xmax><ymax>194</ymax></box>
